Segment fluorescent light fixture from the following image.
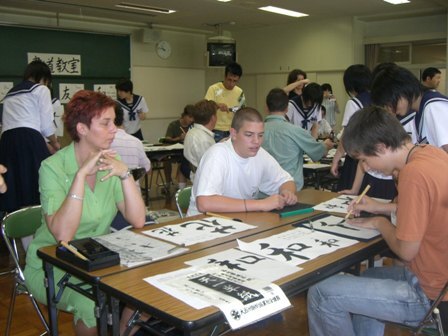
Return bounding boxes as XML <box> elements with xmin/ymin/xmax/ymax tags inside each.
<box><xmin>383</xmin><ymin>0</ymin><xmax>410</xmax><ymax>4</ymax></box>
<box><xmin>217</xmin><ymin>0</ymin><xmax>232</xmax><ymax>2</ymax></box>
<box><xmin>258</xmin><ymin>6</ymin><xmax>308</xmax><ymax>18</ymax></box>
<box><xmin>116</xmin><ymin>2</ymin><xmax>176</xmax><ymax>14</ymax></box>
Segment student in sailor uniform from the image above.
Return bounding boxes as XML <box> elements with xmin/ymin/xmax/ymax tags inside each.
<box><xmin>372</xmin><ymin>65</ymin><xmax>448</xmax><ymax>154</ymax></box>
<box><xmin>115</xmin><ymin>78</ymin><xmax>148</xmax><ymax>140</ymax></box>
<box><xmin>0</xmin><ymin>60</ymin><xmax>60</xmax><ymax>213</ymax></box>
<box><xmin>283</xmin><ymin>68</ymin><xmax>309</xmax><ymax>99</ymax></box>
<box><xmin>331</xmin><ymin>64</ymin><xmax>372</xmax><ymax>192</ymax></box>
<box><xmin>286</xmin><ymin>82</ymin><xmax>323</xmax><ymax>139</ymax></box>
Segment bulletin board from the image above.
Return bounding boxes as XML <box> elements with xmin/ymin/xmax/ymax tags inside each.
<box><xmin>0</xmin><ymin>25</ymin><xmax>130</xmax><ymax>99</ymax></box>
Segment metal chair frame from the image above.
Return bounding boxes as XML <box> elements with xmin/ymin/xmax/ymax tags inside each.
<box><xmin>1</xmin><ymin>205</ymin><xmax>50</xmax><ymax>336</ymax></box>
<box><xmin>387</xmin><ymin>280</ymin><xmax>448</xmax><ymax>335</ymax></box>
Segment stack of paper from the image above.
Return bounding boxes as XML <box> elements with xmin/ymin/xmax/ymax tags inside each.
<box><xmin>93</xmin><ymin>230</ymin><xmax>188</xmax><ymax>267</ymax></box>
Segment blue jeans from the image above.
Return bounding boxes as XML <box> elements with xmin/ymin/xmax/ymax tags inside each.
<box><xmin>307</xmin><ymin>266</ymin><xmax>431</xmax><ymax>336</ymax></box>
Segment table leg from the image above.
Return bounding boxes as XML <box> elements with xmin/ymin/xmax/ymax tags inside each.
<box><xmin>314</xmin><ymin>172</ymin><xmax>319</xmax><ymax>190</ymax></box>
<box><xmin>94</xmin><ymin>287</ymin><xmax>108</xmax><ymax>335</ymax></box>
<box><xmin>42</xmin><ymin>260</ymin><xmax>59</xmax><ymax>336</ymax></box>
<box><xmin>109</xmin><ymin>296</ymin><xmax>121</xmax><ymax>336</ymax></box>
<box><xmin>144</xmin><ymin>173</ymin><xmax>149</xmax><ymax>206</ymax></box>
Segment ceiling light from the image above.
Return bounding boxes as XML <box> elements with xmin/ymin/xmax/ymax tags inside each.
<box><xmin>116</xmin><ymin>3</ymin><xmax>176</xmax><ymax>14</ymax></box>
<box><xmin>383</xmin><ymin>0</ymin><xmax>410</xmax><ymax>4</ymax></box>
<box><xmin>258</xmin><ymin>6</ymin><xmax>308</xmax><ymax>18</ymax></box>
<box><xmin>217</xmin><ymin>0</ymin><xmax>232</xmax><ymax>2</ymax></box>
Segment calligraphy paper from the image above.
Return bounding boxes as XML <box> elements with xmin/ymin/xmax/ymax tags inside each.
<box><xmin>296</xmin><ymin>214</ymin><xmax>380</xmax><ymax>241</ymax></box>
<box><xmin>93</xmin><ymin>230</ymin><xmax>188</xmax><ymax>267</ymax></box>
<box><xmin>142</xmin><ymin>217</ymin><xmax>256</xmax><ymax>246</ymax></box>
<box><xmin>238</xmin><ymin>227</ymin><xmax>357</xmax><ymax>266</ymax></box>
<box><xmin>186</xmin><ymin>248</ymin><xmax>301</xmax><ymax>282</ymax></box>
<box><xmin>313</xmin><ymin>195</ymin><xmax>390</xmax><ymax>214</ymax></box>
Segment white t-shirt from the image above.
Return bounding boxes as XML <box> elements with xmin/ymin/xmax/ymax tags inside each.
<box><xmin>183</xmin><ymin>123</ymin><xmax>215</xmax><ymax>182</ymax></box>
<box><xmin>187</xmin><ymin>139</ymin><xmax>293</xmax><ymax>216</ymax></box>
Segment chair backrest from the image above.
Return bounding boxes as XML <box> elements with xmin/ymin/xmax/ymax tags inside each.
<box><xmin>175</xmin><ymin>187</ymin><xmax>192</xmax><ymax>218</ymax></box>
<box><xmin>2</xmin><ymin>205</ymin><xmax>42</xmax><ymax>239</ymax></box>
<box><xmin>1</xmin><ymin>205</ymin><xmax>43</xmax><ymax>279</ymax></box>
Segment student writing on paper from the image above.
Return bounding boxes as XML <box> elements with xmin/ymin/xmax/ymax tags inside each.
<box><xmin>24</xmin><ymin>90</ymin><xmax>146</xmax><ymax>336</ymax></box>
<box><xmin>307</xmin><ymin>106</ymin><xmax>448</xmax><ymax>335</ymax></box>
<box><xmin>262</xmin><ymin>88</ymin><xmax>333</xmax><ymax>191</ymax></box>
<box><xmin>187</xmin><ymin>107</ymin><xmax>297</xmax><ymax>216</ymax></box>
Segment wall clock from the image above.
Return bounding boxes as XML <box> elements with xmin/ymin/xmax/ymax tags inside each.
<box><xmin>156</xmin><ymin>40</ymin><xmax>172</xmax><ymax>59</ymax></box>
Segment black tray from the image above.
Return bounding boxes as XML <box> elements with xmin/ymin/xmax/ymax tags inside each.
<box><xmin>56</xmin><ymin>238</ymin><xmax>120</xmax><ymax>272</ymax></box>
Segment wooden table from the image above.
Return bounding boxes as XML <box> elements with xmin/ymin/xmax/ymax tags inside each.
<box><xmin>98</xmin><ymin>190</ymin><xmax>386</xmax><ymax>335</ymax></box>
<box><xmin>99</xmin><ymin>217</ymin><xmax>387</xmax><ymax>336</ymax></box>
<box><xmin>37</xmin><ymin>189</ymin><xmax>335</xmax><ymax>335</ymax></box>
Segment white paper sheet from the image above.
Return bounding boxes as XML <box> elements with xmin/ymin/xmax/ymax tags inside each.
<box><xmin>93</xmin><ymin>230</ymin><xmax>188</xmax><ymax>267</ymax></box>
<box><xmin>143</xmin><ymin>217</ymin><xmax>256</xmax><ymax>246</ymax></box>
<box><xmin>145</xmin><ymin>264</ymin><xmax>291</xmax><ymax>330</ymax></box>
<box><xmin>185</xmin><ymin>248</ymin><xmax>301</xmax><ymax>282</ymax></box>
<box><xmin>300</xmin><ymin>214</ymin><xmax>380</xmax><ymax>240</ymax></box>
<box><xmin>237</xmin><ymin>227</ymin><xmax>357</xmax><ymax>266</ymax></box>
<box><xmin>313</xmin><ymin>195</ymin><xmax>390</xmax><ymax>214</ymax></box>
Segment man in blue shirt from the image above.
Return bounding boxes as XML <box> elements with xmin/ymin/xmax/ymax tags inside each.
<box><xmin>262</xmin><ymin>88</ymin><xmax>334</xmax><ymax>190</ymax></box>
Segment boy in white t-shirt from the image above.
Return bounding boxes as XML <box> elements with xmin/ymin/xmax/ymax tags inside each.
<box><xmin>187</xmin><ymin>107</ymin><xmax>297</xmax><ymax>216</ymax></box>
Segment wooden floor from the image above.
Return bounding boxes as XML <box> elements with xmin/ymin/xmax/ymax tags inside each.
<box><xmin>0</xmin><ymin>182</ymin><xmax>409</xmax><ymax>335</ymax></box>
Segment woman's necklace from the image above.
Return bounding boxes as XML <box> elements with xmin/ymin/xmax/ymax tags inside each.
<box><xmin>405</xmin><ymin>144</ymin><xmax>420</xmax><ymax>164</ymax></box>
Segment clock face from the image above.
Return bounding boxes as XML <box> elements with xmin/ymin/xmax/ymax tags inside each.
<box><xmin>156</xmin><ymin>40</ymin><xmax>172</xmax><ymax>59</ymax></box>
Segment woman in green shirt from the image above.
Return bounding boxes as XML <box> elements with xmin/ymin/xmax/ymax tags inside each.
<box><xmin>24</xmin><ymin>90</ymin><xmax>146</xmax><ymax>335</ymax></box>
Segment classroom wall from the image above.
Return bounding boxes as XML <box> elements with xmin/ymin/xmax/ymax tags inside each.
<box><xmin>1</xmin><ymin>7</ymin><xmax>447</xmax><ymax>139</ymax></box>
<box><xmin>130</xmin><ymin>29</ymin><xmax>207</xmax><ymax>142</ymax></box>
<box><xmin>230</xmin><ymin>13</ymin><xmax>447</xmax><ymax>132</ymax></box>
<box><xmin>232</xmin><ymin>16</ymin><xmax>356</xmax><ymax>132</ymax></box>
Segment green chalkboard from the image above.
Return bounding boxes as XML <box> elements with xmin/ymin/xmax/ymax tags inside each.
<box><xmin>0</xmin><ymin>25</ymin><xmax>130</xmax><ymax>98</ymax></box>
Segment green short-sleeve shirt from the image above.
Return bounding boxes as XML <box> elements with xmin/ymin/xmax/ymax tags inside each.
<box><xmin>24</xmin><ymin>143</ymin><xmax>124</xmax><ymax>327</ymax></box>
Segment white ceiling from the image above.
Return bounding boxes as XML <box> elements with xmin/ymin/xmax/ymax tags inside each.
<box><xmin>0</xmin><ymin>0</ymin><xmax>447</xmax><ymax>33</ymax></box>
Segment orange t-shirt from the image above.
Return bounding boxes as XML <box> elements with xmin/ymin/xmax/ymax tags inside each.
<box><xmin>396</xmin><ymin>145</ymin><xmax>448</xmax><ymax>300</ymax></box>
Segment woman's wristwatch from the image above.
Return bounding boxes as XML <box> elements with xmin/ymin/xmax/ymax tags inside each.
<box><xmin>119</xmin><ymin>168</ymin><xmax>131</xmax><ymax>180</ymax></box>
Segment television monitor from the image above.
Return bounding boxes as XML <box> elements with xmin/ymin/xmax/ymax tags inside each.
<box><xmin>207</xmin><ymin>42</ymin><xmax>236</xmax><ymax>67</ymax></box>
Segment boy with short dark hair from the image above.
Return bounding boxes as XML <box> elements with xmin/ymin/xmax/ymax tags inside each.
<box><xmin>307</xmin><ymin>106</ymin><xmax>448</xmax><ymax>335</ymax></box>
<box><xmin>187</xmin><ymin>107</ymin><xmax>297</xmax><ymax>216</ymax></box>
<box><xmin>205</xmin><ymin>62</ymin><xmax>245</xmax><ymax>142</ymax></box>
